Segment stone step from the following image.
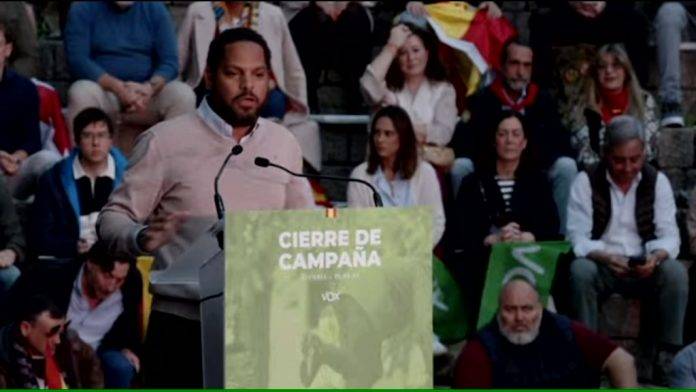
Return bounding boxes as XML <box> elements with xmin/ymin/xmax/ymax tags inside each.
<box><xmin>656</xmin><ymin>126</ymin><xmax>695</xmax><ymax>169</ymax></box>
<box><xmin>318</xmin><ymin>121</ymin><xmax>369</xmax><ymax>201</ymax></box>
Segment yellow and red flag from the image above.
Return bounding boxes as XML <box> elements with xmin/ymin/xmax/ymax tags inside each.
<box><xmin>425</xmin><ymin>2</ymin><xmax>517</xmax><ymax>112</ymax></box>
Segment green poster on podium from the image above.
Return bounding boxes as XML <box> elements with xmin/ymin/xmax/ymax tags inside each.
<box><xmin>224</xmin><ymin>207</ymin><xmax>433</xmax><ymax>388</ymax></box>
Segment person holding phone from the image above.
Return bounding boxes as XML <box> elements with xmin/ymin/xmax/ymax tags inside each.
<box><xmin>566</xmin><ymin>115</ymin><xmax>687</xmax><ymax>385</ymax></box>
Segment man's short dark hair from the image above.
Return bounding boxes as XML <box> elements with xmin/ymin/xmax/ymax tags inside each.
<box><xmin>0</xmin><ymin>17</ymin><xmax>15</xmax><ymax>46</ymax></box>
<box><xmin>18</xmin><ymin>295</ymin><xmax>64</xmax><ymax>324</ymax></box>
<box><xmin>206</xmin><ymin>28</ymin><xmax>272</xmax><ymax>73</ymax></box>
<box><xmin>73</xmin><ymin>107</ymin><xmax>114</xmax><ymax>145</ymax></box>
<box><xmin>84</xmin><ymin>240</ymin><xmax>134</xmax><ymax>273</ymax></box>
<box><xmin>500</xmin><ymin>38</ymin><xmax>532</xmax><ymax>66</ymax></box>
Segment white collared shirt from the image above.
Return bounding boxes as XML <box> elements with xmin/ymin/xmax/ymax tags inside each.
<box><xmin>66</xmin><ymin>265</ymin><xmax>123</xmax><ymax>351</ymax></box>
<box><xmin>196</xmin><ymin>97</ymin><xmax>255</xmax><ymax>144</ymax></box>
<box><xmin>73</xmin><ymin>155</ymin><xmax>116</xmax><ymax>244</ymax></box>
<box><xmin>566</xmin><ymin>169</ymin><xmax>680</xmax><ymax>259</ymax></box>
<box><xmin>72</xmin><ymin>154</ymin><xmax>116</xmax><ymax>189</ymax></box>
<box><xmin>373</xmin><ymin>167</ymin><xmax>412</xmax><ymax>207</ymax></box>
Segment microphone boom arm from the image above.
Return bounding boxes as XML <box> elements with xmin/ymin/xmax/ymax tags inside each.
<box><xmin>262</xmin><ymin>160</ymin><xmax>383</xmax><ymax>207</ymax></box>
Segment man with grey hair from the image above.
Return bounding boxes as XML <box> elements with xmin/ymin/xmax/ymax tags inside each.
<box><xmin>567</xmin><ymin>114</ymin><xmax>688</xmax><ymax>384</ymax></box>
<box><xmin>453</xmin><ymin>277</ymin><xmax>637</xmax><ymax>388</ymax></box>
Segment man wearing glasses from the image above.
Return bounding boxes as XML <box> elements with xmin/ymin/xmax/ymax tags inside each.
<box><xmin>0</xmin><ymin>295</ymin><xmax>103</xmax><ymax>388</ymax></box>
<box><xmin>30</xmin><ymin>107</ymin><xmax>128</xmax><ymax>259</ymax></box>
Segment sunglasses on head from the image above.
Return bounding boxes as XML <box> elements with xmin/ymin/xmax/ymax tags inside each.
<box><xmin>45</xmin><ymin>320</ymin><xmax>70</xmax><ymax>338</ymax></box>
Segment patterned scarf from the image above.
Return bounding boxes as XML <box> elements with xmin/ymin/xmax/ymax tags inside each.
<box><xmin>490</xmin><ymin>77</ymin><xmax>539</xmax><ymax>113</ymax></box>
<box><xmin>599</xmin><ymin>86</ymin><xmax>629</xmax><ymax>124</ymax></box>
<box><xmin>212</xmin><ymin>1</ymin><xmax>260</xmax><ymax>34</ymax></box>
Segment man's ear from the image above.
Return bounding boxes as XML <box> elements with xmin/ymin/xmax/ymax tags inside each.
<box><xmin>1</xmin><ymin>42</ymin><xmax>12</xmax><ymax>60</ymax></box>
<box><xmin>19</xmin><ymin>320</ymin><xmax>31</xmax><ymax>338</ymax></box>
<box><xmin>203</xmin><ymin>66</ymin><xmax>213</xmax><ymax>90</ymax></box>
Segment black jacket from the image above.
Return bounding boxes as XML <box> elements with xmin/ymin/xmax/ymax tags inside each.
<box><xmin>450</xmin><ymin>85</ymin><xmax>573</xmax><ymax>170</ymax></box>
<box><xmin>447</xmin><ymin>165</ymin><xmax>560</xmax><ymax>270</ymax></box>
<box><xmin>0</xmin><ymin>323</ymin><xmax>104</xmax><ymax>388</ymax></box>
<box><xmin>3</xmin><ymin>260</ymin><xmax>142</xmax><ymax>355</ymax></box>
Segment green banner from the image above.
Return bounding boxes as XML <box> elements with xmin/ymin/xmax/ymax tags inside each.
<box><xmin>476</xmin><ymin>241</ymin><xmax>571</xmax><ymax>329</ymax></box>
<box><xmin>432</xmin><ymin>255</ymin><xmax>468</xmax><ymax>344</ymax></box>
<box><xmin>224</xmin><ymin>207</ymin><xmax>433</xmax><ymax>388</ymax></box>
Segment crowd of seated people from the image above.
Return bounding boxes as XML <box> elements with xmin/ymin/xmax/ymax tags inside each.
<box><xmin>1</xmin><ymin>0</ymin><xmax>696</xmax><ymax>388</ymax></box>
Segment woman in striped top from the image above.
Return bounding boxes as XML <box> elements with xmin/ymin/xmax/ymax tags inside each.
<box><xmin>446</xmin><ymin>110</ymin><xmax>560</xmax><ymax>328</ymax></box>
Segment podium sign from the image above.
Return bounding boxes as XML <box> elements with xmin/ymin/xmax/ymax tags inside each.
<box><xmin>224</xmin><ymin>207</ymin><xmax>433</xmax><ymax>388</ymax></box>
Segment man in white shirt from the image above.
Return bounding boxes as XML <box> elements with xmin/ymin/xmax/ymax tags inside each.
<box><xmin>4</xmin><ymin>242</ymin><xmax>141</xmax><ymax>388</ymax></box>
<box><xmin>566</xmin><ymin>115</ymin><xmax>688</xmax><ymax>384</ymax></box>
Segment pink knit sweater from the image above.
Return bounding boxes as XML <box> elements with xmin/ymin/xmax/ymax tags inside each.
<box><xmin>97</xmin><ymin>113</ymin><xmax>314</xmax><ymax>318</ymax></box>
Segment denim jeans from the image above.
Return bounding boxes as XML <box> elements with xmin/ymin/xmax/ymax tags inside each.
<box><xmin>671</xmin><ymin>341</ymin><xmax>696</xmax><ymax>387</ymax></box>
<box><xmin>655</xmin><ymin>2</ymin><xmax>696</xmax><ymax>108</ymax></box>
<box><xmin>547</xmin><ymin>157</ymin><xmax>577</xmax><ymax>235</ymax></box>
<box><xmin>0</xmin><ymin>265</ymin><xmax>20</xmax><ymax>292</ymax></box>
<box><xmin>450</xmin><ymin>157</ymin><xmax>475</xmax><ymax>198</ymax></box>
<box><xmin>260</xmin><ymin>88</ymin><xmax>287</xmax><ymax>120</ymax></box>
<box><xmin>570</xmin><ymin>257</ymin><xmax>688</xmax><ymax>346</ymax></box>
<box><xmin>100</xmin><ymin>350</ymin><xmax>136</xmax><ymax>388</ymax></box>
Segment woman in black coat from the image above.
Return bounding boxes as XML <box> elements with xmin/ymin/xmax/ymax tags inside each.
<box><xmin>447</xmin><ymin>110</ymin><xmax>560</xmax><ymax>328</ymax></box>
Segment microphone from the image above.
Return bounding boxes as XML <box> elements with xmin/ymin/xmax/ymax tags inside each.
<box><xmin>254</xmin><ymin>156</ymin><xmax>383</xmax><ymax>207</ymax></box>
<box><xmin>214</xmin><ymin>144</ymin><xmax>244</xmax><ymax>220</ymax></box>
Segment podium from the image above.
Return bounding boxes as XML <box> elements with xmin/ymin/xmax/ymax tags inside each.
<box><xmin>157</xmin><ymin>208</ymin><xmax>433</xmax><ymax>388</ymax></box>
<box><xmin>200</xmin><ymin>249</ymin><xmax>225</xmax><ymax>387</ymax></box>
<box><xmin>147</xmin><ymin>220</ymin><xmax>225</xmax><ymax>388</ymax></box>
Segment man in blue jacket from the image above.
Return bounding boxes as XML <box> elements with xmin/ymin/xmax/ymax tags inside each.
<box><xmin>30</xmin><ymin>108</ymin><xmax>127</xmax><ymax>259</ymax></box>
<box><xmin>63</xmin><ymin>1</ymin><xmax>195</xmax><ymax>133</ymax></box>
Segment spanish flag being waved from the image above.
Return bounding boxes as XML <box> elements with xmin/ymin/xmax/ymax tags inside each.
<box><xmin>424</xmin><ymin>2</ymin><xmax>517</xmax><ymax>112</ymax></box>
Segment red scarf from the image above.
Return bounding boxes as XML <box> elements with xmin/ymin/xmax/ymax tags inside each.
<box><xmin>599</xmin><ymin>87</ymin><xmax>629</xmax><ymax>124</ymax></box>
<box><xmin>490</xmin><ymin>77</ymin><xmax>539</xmax><ymax>113</ymax></box>
<box><xmin>44</xmin><ymin>343</ymin><xmax>64</xmax><ymax>389</ymax></box>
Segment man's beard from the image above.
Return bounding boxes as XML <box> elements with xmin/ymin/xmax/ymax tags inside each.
<box><xmin>228</xmin><ymin>110</ymin><xmax>258</xmax><ymax>127</ymax></box>
<box><xmin>209</xmin><ymin>91</ymin><xmax>266</xmax><ymax>128</ymax></box>
<box><xmin>506</xmin><ymin>79</ymin><xmax>529</xmax><ymax>94</ymax></box>
<box><xmin>498</xmin><ymin>313</ymin><xmax>542</xmax><ymax>345</ymax></box>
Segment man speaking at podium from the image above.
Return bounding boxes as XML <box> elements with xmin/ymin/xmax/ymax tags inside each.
<box><xmin>97</xmin><ymin>28</ymin><xmax>315</xmax><ymax>387</ymax></box>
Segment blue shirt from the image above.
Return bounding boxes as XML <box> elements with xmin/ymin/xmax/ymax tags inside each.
<box><xmin>0</xmin><ymin>69</ymin><xmax>41</xmax><ymax>154</ymax></box>
<box><xmin>374</xmin><ymin>167</ymin><xmax>412</xmax><ymax>207</ymax></box>
<box><xmin>64</xmin><ymin>1</ymin><xmax>178</xmax><ymax>82</ymax></box>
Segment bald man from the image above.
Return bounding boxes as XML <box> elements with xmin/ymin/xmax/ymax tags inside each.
<box><xmin>453</xmin><ymin>278</ymin><xmax>637</xmax><ymax>388</ymax></box>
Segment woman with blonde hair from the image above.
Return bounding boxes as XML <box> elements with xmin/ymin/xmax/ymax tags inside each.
<box><xmin>568</xmin><ymin>43</ymin><xmax>659</xmax><ymax>169</ymax></box>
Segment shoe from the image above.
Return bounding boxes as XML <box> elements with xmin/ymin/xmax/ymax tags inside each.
<box><xmin>433</xmin><ymin>334</ymin><xmax>448</xmax><ymax>356</ymax></box>
<box><xmin>661</xmin><ymin>115</ymin><xmax>685</xmax><ymax>128</ymax></box>
<box><xmin>653</xmin><ymin>349</ymin><xmax>676</xmax><ymax>386</ymax></box>
<box><xmin>661</xmin><ymin>101</ymin><xmax>685</xmax><ymax>128</ymax></box>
